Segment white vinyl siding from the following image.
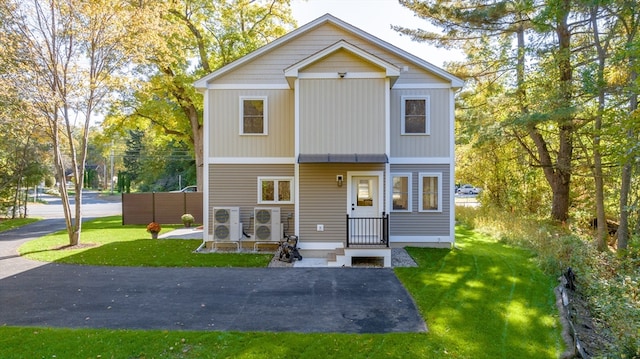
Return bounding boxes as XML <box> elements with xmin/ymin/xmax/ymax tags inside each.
<box><xmin>419</xmin><ymin>172</ymin><xmax>442</xmax><ymax>212</ymax></box>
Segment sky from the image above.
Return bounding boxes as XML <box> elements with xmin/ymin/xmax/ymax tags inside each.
<box><xmin>290</xmin><ymin>0</ymin><xmax>463</xmax><ymax>67</ymax></box>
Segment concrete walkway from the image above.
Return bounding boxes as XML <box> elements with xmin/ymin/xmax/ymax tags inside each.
<box><xmin>0</xmin><ymin>193</ymin><xmax>427</xmax><ymax>333</ymax></box>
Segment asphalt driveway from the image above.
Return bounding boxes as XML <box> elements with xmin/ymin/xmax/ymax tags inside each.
<box><xmin>0</xmin><ymin>195</ymin><xmax>427</xmax><ymax>333</ymax></box>
<box><xmin>0</xmin><ymin>263</ymin><xmax>426</xmax><ymax>333</ymax></box>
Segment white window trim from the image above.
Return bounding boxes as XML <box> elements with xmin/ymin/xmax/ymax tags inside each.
<box><xmin>391</xmin><ymin>173</ymin><xmax>412</xmax><ymax>212</ymax></box>
<box><xmin>419</xmin><ymin>172</ymin><xmax>442</xmax><ymax>213</ymax></box>
<box><xmin>239</xmin><ymin>96</ymin><xmax>268</xmax><ymax>135</ymax></box>
<box><xmin>401</xmin><ymin>95</ymin><xmax>430</xmax><ymax>135</ymax></box>
<box><xmin>257</xmin><ymin>176</ymin><xmax>294</xmax><ymax>204</ymax></box>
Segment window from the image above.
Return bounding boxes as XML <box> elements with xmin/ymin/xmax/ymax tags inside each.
<box><xmin>401</xmin><ymin>96</ymin><xmax>430</xmax><ymax>135</ymax></box>
<box><xmin>240</xmin><ymin>97</ymin><xmax>267</xmax><ymax>135</ymax></box>
<box><xmin>391</xmin><ymin>173</ymin><xmax>412</xmax><ymax>211</ymax></box>
<box><xmin>419</xmin><ymin>173</ymin><xmax>442</xmax><ymax>212</ymax></box>
<box><xmin>258</xmin><ymin>177</ymin><xmax>293</xmax><ymax>204</ymax></box>
<box><xmin>357</xmin><ymin>179</ymin><xmax>374</xmax><ymax>206</ymax></box>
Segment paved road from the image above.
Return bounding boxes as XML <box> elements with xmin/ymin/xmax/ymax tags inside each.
<box><xmin>26</xmin><ymin>190</ymin><xmax>122</xmax><ymax>219</ymax></box>
<box><xmin>0</xmin><ymin>191</ymin><xmax>427</xmax><ymax>333</ymax></box>
<box><xmin>0</xmin><ymin>191</ymin><xmax>122</xmax><ymax>280</ymax></box>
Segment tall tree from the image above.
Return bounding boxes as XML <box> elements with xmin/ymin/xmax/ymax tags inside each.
<box><xmin>104</xmin><ymin>0</ymin><xmax>296</xmax><ymax>191</ymax></box>
<box><xmin>396</xmin><ymin>0</ymin><xmax>580</xmax><ymax>222</ymax></box>
<box><xmin>605</xmin><ymin>0</ymin><xmax>640</xmax><ymax>251</ymax></box>
<box><xmin>1</xmin><ymin>0</ymin><xmax>153</xmax><ymax>245</ymax></box>
<box><xmin>123</xmin><ymin>129</ymin><xmax>144</xmax><ymax>185</ymax></box>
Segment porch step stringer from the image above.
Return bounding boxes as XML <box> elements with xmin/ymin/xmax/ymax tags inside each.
<box><xmin>327</xmin><ymin>247</ymin><xmax>391</xmax><ymax>268</ymax></box>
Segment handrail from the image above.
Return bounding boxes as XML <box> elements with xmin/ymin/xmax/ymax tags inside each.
<box><xmin>346</xmin><ymin>213</ymin><xmax>389</xmax><ymax>247</ymax></box>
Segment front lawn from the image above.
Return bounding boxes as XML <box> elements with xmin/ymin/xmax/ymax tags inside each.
<box><xmin>4</xmin><ymin>219</ymin><xmax>562</xmax><ymax>358</ymax></box>
<box><xmin>18</xmin><ymin>216</ymin><xmax>272</xmax><ymax>267</ymax></box>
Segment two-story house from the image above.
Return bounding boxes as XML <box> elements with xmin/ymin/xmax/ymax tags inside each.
<box><xmin>194</xmin><ymin>14</ymin><xmax>463</xmax><ymax>267</ymax></box>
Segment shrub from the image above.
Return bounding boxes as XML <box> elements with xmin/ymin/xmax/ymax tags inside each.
<box><xmin>181</xmin><ymin>213</ymin><xmax>194</xmax><ymax>226</ymax></box>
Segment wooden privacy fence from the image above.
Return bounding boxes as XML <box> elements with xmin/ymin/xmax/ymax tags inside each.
<box><xmin>122</xmin><ymin>192</ymin><xmax>203</xmax><ymax>225</ymax></box>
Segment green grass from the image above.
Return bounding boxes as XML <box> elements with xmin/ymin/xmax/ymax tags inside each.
<box><xmin>395</xmin><ymin>226</ymin><xmax>561</xmax><ymax>358</ymax></box>
<box><xmin>0</xmin><ymin>217</ymin><xmax>40</xmax><ymax>232</ymax></box>
<box><xmin>3</xmin><ymin>221</ymin><xmax>562</xmax><ymax>358</ymax></box>
<box><xmin>18</xmin><ymin>216</ymin><xmax>273</xmax><ymax>267</ymax></box>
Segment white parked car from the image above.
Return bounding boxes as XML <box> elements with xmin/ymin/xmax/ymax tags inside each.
<box><xmin>457</xmin><ymin>184</ymin><xmax>480</xmax><ymax>195</ymax></box>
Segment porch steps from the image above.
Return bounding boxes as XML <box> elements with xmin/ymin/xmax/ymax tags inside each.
<box><xmin>327</xmin><ymin>247</ymin><xmax>391</xmax><ymax>268</ymax></box>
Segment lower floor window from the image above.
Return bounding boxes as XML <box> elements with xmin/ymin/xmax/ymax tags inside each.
<box><xmin>391</xmin><ymin>174</ymin><xmax>411</xmax><ymax>211</ymax></box>
<box><xmin>258</xmin><ymin>177</ymin><xmax>293</xmax><ymax>204</ymax></box>
<box><xmin>419</xmin><ymin>173</ymin><xmax>442</xmax><ymax>212</ymax></box>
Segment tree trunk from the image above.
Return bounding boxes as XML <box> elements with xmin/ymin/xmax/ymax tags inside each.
<box><xmin>188</xmin><ymin>105</ymin><xmax>204</xmax><ymax>192</ymax></box>
<box><xmin>590</xmin><ymin>5</ymin><xmax>608</xmax><ymax>251</ymax></box>
<box><xmin>551</xmin><ymin>0</ymin><xmax>574</xmax><ymax>223</ymax></box>
<box><xmin>618</xmin><ymin>67</ymin><xmax>637</xmax><ymax>252</ymax></box>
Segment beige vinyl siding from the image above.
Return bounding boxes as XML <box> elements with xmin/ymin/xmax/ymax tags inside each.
<box><xmin>299</xmin><ymin>163</ymin><xmax>385</xmax><ymax>242</ymax></box>
<box><xmin>299</xmin><ymin>78</ymin><xmax>385</xmax><ymax>154</ymax></box>
<box><xmin>209</xmin><ymin>164</ymin><xmax>295</xmax><ymax>236</ymax></box>
<box><xmin>301</xmin><ymin>48</ymin><xmax>383</xmax><ymax>73</ymax></box>
<box><xmin>390</xmin><ymin>88</ymin><xmax>451</xmax><ymax>158</ymax></box>
<box><xmin>390</xmin><ymin>164</ymin><xmax>451</xmax><ymax>236</ymax></box>
<box><xmin>213</xmin><ymin>22</ymin><xmax>448</xmax><ymax>86</ymax></box>
<box><xmin>209</xmin><ymin>89</ymin><xmax>294</xmax><ymax>158</ymax></box>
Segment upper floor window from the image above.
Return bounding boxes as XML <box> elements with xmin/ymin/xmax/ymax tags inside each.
<box><xmin>240</xmin><ymin>96</ymin><xmax>268</xmax><ymax>135</ymax></box>
<box><xmin>391</xmin><ymin>173</ymin><xmax>412</xmax><ymax>212</ymax></box>
<box><xmin>419</xmin><ymin>172</ymin><xmax>442</xmax><ymax>212</ymax></box>
<box><xmin>258</xmin><ymin>177</ymin><xmax>293</xmax><ymax>204</ymax></box>
<box><xmin>401</xmin><ymin>96</ymin><xmax>430</xmax><ymax>135</ymax></box>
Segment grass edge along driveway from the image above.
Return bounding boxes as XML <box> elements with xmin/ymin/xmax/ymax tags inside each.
<box><xmin>3</xmin><ymin>219</ymin><xmax>562</xmax><ymax>358</ymax></box>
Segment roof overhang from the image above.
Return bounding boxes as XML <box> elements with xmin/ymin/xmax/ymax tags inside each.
<box><xmin>298</xmin><ymin>153</ymin><xmax>388</xmax><ymax>163</ymax></box>
<box><xmin>283</xmin><ymin>40</ymin><xmax>400</xmax><ymax>88</ymax></box>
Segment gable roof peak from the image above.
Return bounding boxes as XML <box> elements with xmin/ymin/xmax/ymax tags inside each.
<box><xmin>194</xmin><ymin>13</ymin><xmax>463</xmax><ymax>90</ymax></box>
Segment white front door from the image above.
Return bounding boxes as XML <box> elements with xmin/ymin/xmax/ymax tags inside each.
<box><xmin>349</xmin><ymin>175</ymin><xmax>381</xmax><ymax>242</ymax></box>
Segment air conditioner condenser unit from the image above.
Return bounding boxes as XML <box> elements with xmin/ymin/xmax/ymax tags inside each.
<box><xmin>253</xmin><ymin>207</ymin><xmax>281</xmax><ymax>241</ymax></box>
<box><xmin>212</xmin><ymin>207</ymin><xmax>240</xmax><ymax>241</ymax></box>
